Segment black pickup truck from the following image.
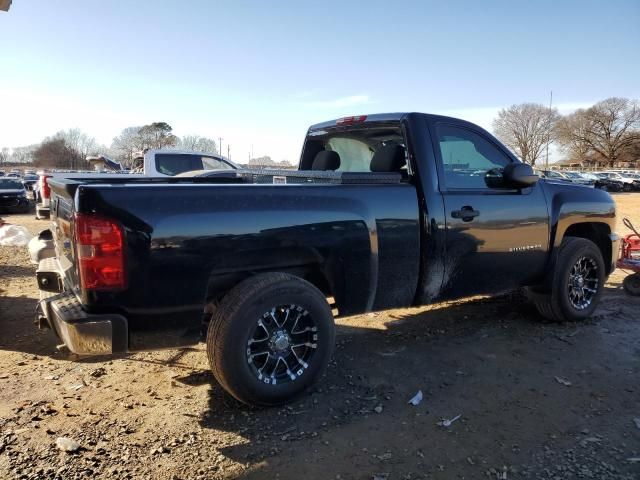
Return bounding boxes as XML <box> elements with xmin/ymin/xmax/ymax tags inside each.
<box><xmin>34</xmin><ymin>113</ymin><xmax>619</xmax><ymax>406</ymax></box>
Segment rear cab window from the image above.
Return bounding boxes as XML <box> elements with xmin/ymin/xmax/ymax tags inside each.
<box><xmin>300</xmin><ymin>124</ymin><xmax>409</xmax><ymax>177</ymax></box>
<box><xmin>155</xmin><ymin>153</ymin><xmax>234</xmax><ymax>176</ymax></box>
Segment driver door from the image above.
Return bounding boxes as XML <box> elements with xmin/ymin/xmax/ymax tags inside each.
<box><xmin>433</xmin><ymin>122</ymin><xmax>549</xmax><ymax>299</ymax></box>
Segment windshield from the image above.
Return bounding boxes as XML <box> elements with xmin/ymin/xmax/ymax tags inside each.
<box><xmin>155</xmin><ymin>153</ymin><xmax>235</xmax><ymax>176</ymax></box>
<box><xmin>0</xmin><ymin>179</ymin><xmax>24</xmax><ymax>189</ymax></box>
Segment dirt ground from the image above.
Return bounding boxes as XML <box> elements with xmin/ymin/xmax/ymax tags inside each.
<box><xmin>1</xmin><ymin>193</ymin><xmax>639</xmax><ymax>480</ymax></box>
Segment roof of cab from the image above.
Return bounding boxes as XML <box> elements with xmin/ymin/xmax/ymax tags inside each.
<box><xmin>307</xmin><ymin>112</ymin><xmax>478</xmax><ymax>132</ymax></box>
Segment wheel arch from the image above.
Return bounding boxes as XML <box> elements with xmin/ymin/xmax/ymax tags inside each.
<box><xmin>562</xmin><ymin>222</ymin><xmax>613</xmax><ymax>275</ymax></box>
<box><xmin>202</xmin><ymin>251</ymin><xmax>337</xmax><ymax>316</ymax></box>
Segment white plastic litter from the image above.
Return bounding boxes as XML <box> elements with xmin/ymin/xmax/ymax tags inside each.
<box><xmin>0</xmin><ymin>224</ymin><xmax>33</xmax><ymax>246</ymax></box>
<box><xmin>554</xmin><ymin>376</ymin><xmax>572</xmax><ymax>387</ymax></box>
<box><xmin>634</xmin><ymin>417</ymin><xmax>640</xmax><ymax>430</ymax></box>
<box><xmin>437</xmin><ymin>414</ymin><xmax>461</xmax><ymax>427</ymax></box>
<box><xmin>407</xmin><ymin>390</ymin><xmax>423</xmax><ymax>406</ymax></box>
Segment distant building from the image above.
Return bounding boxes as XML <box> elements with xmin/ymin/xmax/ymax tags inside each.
<box><xmin>0</xmin><ymin>0</ymin><xmax>12</xmax><ymax>12</ymax></box>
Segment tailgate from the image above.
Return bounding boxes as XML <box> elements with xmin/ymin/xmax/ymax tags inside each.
<box><xmin>48</xmin><ymin>181</ymin><xmax>80</xmax><ymax>292</ymax></box>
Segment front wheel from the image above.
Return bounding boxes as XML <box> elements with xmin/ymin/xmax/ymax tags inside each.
<box><xmin>206</xmin><ymin>273</ymin><xmax>335</xmax><ymax>406</ymax></box>
<box><xmin>530</xmin><ymin>237</ymin><xmax>605</xmax><ymax>321</ymax></box>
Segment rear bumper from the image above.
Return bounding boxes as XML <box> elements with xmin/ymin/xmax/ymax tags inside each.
<box><xmin>36</xmin><ymin>256</ymin><xmax>128</xmax><ymax>355</ymax></box>
<box><xmin>39</xmin><ymin>292</ymin><xmax>128</xmax><ymax>355</ymax></box>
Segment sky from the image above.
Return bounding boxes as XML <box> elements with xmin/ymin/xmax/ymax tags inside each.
<box><xmin>1</xmin><ymin>0</ymin><xmax>639</xmax><ymax>164</ymax></box>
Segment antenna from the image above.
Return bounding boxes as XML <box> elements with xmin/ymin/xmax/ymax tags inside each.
<box><xmin>545</xmin><ymin>90</ymin><xmax>553</xmax><ymax>170</ymax></box>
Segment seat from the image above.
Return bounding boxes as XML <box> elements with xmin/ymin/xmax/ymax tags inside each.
<box><xmin>370</xmin><ymin>144</ymin><xmax>405</xmax><ymax>172</ymax></box>
<box><xmin>312</xmin><ymin>151</ymin><xmax>341</xmax><ymax>171</ymax></box>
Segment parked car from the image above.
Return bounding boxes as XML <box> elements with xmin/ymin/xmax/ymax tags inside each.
<box><xmin>601</xmin><ymin>172</ymin><xmax>636</xmax><ymax>191</ymax></box>
<box><xmin>33</xmin><ymin>112</ymin><xmax>619</xmax><ymax>406</ymax></box>
<box><xmin>0</xmin><ymin>177</ymin><xmax>31</xmax><ymax>213</ymax></box>
<box><xmin>538</xmin><ymin>170</ymin><xmax>573</xmax><ymax>183</ymax></box>
<box><xmin>589</xmin><ymin>173</ymin><xmax>625</xmax><ymax>192</ymax></box>
<box><xmin>21</xmin><ymin>173</ymin><xmax>39</xmax><ymax>200</ymax></box>
<box><xmin>0</xmin><ymin>170</ymin><xmax>5</xmax><ymax>177</ymax></box>
<box><xmin>561</xmin><ymin>171</ymin><xmax>595</xmax><ymax>187</ymax></box>
<box><xmin>609</xmin><ymin>172</ymin><xmax>640</xmax><ymax>190</ymax></box>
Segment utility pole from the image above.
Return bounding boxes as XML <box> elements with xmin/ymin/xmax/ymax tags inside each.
<box><xmin>545</xmin><ymin>90</ymin><xmax>553</xmax><ymax>171</ymax></box>
<box><xmin>227</xmin><ymin>145</ymin><xmax>230</xmax><ymax>160</ymax></box>
<box><xmin>218</xmin><ymin>137</ymin><xmax>223</xmax><ymax>157</ymax></box>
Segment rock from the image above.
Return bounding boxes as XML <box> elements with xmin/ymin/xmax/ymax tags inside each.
<box><xmin>90</xmin><ymin>368</ymin><xmax>107</xmax><ymax>378</ymax></box>
<box><xmin>0</xmin><ymin>373</ymin><xmax>9</xmax><ymax>379</ymax></box>
<box><xmin>374</xmin><ymin>405</ymin><xmax>383</xmax><ymax>414</ymax></box>
<box><xmin>56</xmin><ymin>437</ymin><xmax>81</xmax><ymax>452</ymax></box>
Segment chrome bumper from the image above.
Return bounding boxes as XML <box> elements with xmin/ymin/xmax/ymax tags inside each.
<box><xmin>39</xmin><ymin>292</ymin><xmax>128</xmax><ymax>355</ymax></box>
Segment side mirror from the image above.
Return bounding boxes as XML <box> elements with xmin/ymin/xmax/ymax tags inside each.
<box><xmin>503</xmin><ymin>163</ymin><xmax>538</xmax><ymax>188</ymax></box>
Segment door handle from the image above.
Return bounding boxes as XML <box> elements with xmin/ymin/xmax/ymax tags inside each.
<box><xmin>451</xmin><ymin>206</ymin><xmax>480</xmax><ymax>222</ymax></box>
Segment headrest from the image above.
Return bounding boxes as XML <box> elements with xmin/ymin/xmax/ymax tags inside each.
<box><xmin>370</xmin><ymin>144</ymin><xmax>405</xmax><ymax>172</ymax></box>
<box><xmin>312</xmin><ymin>150</ymin><xmax>341</xmax><ymax>171</ymax></box>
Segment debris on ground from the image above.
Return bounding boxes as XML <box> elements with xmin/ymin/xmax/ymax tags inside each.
<box><xmin>633</xmin><ymin>417</ymin><xmax>640</xmax><ymax>430</ymax></box>
<box><xmin>0</xmin><ymin>224</ymin><xmax>32</xmax><ymax>246</ymax></box>
<box><xmin>407</xmin><ymin>390</ymin><xmax>423</xmax><ymax>406</ymax></box>
<box><xmin>55</xmin><ymin>437</ymin><xmax>81</xmax><ymax>453</ymax></box>
<box><xmin>90</xmin><ymin>367</ymin><xmax>107</xmax><ymax>378</ymax></box>
<box><xmin>437</xmin><ymin>414</ymin><xmax>461</xmax><ymax>428</ymax></box>
<box><xmin>554</xmin><ymin>376</ymin><xmax>572</xmax><ymax>386</ymax></box>
<box><xmin>374</xmin><ymin>405</ymin><xmax>383</xmax><ymax>414</ymax></box>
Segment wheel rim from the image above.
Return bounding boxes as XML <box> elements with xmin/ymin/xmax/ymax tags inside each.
<box><xmin>246</xmin><ymin>304</ymin><xmax>318</xmax><ymax>385</ymax></box>
<box><xmin>567</xmin><ymin>256</ymin><xmax>599</xmax><ymax>310</ymax></box>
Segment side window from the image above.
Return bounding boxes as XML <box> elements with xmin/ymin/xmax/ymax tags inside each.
<box><xmin>202</xmin><ymin>157</ymin><xmax>233</xmax><ymax>171</ymax></box>
<box><xmin>436</xmin><ymin>125</ymin><xmax>512</xmax><ymax>189</ymax></box>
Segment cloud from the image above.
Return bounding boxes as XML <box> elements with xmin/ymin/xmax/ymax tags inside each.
<box><xmin>300</xmin><ymin>94</ymin><xmax>371</xmax><ymax>109</ymax></box>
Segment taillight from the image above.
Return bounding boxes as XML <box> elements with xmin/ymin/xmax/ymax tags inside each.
<box><xmin>41</xmin><ymin>175</ymin><xmax>52</xmax><ymax>199</ymax></box>
<box><xmin>74</xmin><ymin>214</ymin><xmax>126</xmax><ymax>290</ymax></box>
<box><xmin>336</xmin><ymin>115</ymin><xmax>367</xmax><ymax>126</ymax></box>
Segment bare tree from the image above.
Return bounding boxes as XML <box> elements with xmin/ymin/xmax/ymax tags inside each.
<box><xmin>178</xmin><ymin>135</ymin><xmax>218</xmax><ymax>153</ymax></box>
<box><xmin>111</xmin><ymin>126</ymin><xmax>144</xmax><ymax>164</ymax></box>
<box><xmin>138</xmin><ymin>122</ymin><xmax>178</xmax><ymax>150</ymax></box>
<box><xmin>50</xmin><ymin>129</ymin><xmax>99</xmax><ymax>169</ymax></box>
<box><xmin>492</xmin><ymin>103</ymin><xmax>560</xmax><ymax>165</ymax></box>
<box><xmin>111</xmin><ymin>123</ymin><xmax>178</xmax><ymax>165</ymax></box>
<box><xmin>33</xmin><ymin>138</ymin><xmax>83</xmax><ymax>169</ymax></box>
<box><xmin>0</xmin><ymin>147</ymin><xmax>8</xmax><ymax>166</ymax></box>
<box><xmin>556</xmin><ymin>97</ymin><xmax>640</xmax><ymax>168</ymax></box>
<box><xmin>9</xmin><ymin>145</ymin><xmax>38</xmax><ymax>164</ymax></box>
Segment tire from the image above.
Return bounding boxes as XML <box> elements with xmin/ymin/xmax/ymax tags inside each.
<box><xmin>623</xmin><ymin>273</ymin><xmax>640</xmax><ymax>296</ymax></box>
<box><xmin>206</xmin><ymin>272</ymin><xmax>335</xmax><ymax>406</ymax></box>
<box><xmin>531</xmin><ymin>237</ymin><xmax>605</xmax><ymax>322</ymax></box>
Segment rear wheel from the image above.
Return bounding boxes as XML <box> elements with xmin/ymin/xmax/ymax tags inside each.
<box><xmin>206</xmin><ymin>273</ymin><xmax>335</xmax><ymax>406</ymax></box>
<box><xmin>530</xmin><ymin>237</ymin><xmax>605</xmax><ymax>321</ymax></box>
<box><xmin>623</xmin><ymin>273</ymin><xmax>640</xmax><ymax>296</ymax></box>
